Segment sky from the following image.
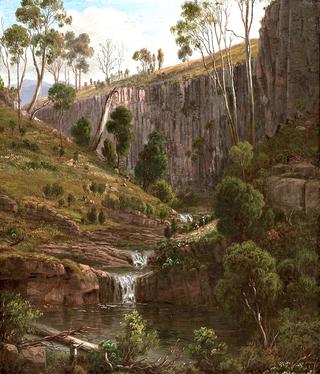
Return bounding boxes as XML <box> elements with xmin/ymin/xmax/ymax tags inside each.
<box><xmin>0</xmin><ymin>0</ymin><xmax>267</xmax><ymax>83</ymax></box>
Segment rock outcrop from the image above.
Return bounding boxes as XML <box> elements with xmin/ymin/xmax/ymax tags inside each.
<box><xmin>0</xmin><ymin>195</ymin><xmax>18</xmax><ymax>213</ymax></box>
<box><xmin>265</xmin><ymin>162</ymin><xmax>320</xmax><ymax>215</ymax></box>
<box><xmin>136</xmin><ymin>266</ymin><xmax>214</xmax><ymax>305</ymax></box>
<box><xmin>0</xmin><ymin>253</ymin><xmax>100</xmax><ymax>306</ymax></box>
<box><xmin>23</xmin><ymin>199</ymin><xmax>80</xmax><ymax>235</ymax></box>
<box><xmin>36</xmin><ymin>0</ymin><xmax>319</xmax><ymax>190</ymax></box>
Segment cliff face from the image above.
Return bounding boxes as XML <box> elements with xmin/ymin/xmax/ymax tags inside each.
<box><xmin>257</xmin><ymin>0</ymin><xmax>320</xmax><ymax>137</ymax></box>
<box><xmin>36</xmin><ymin>0</ymin><xmax>319</xmax><ymax>190</ymax></box>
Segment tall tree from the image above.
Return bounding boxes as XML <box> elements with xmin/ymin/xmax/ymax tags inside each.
<box><xmin>16</xmin><ymin>0</ymin><xmax>71</xmax><ymax>115</ymax></box>
<box><xmin>98</xmin><ymin>38</ymin><xmax>124</xmax><ymax>82</ymax></box>
<box><xmin>135</xmin><ymin>130</ymin><xmax>168</xmax><ymax>190</ymax></box>
<box><xmin>0</xmin><ymin>18</ymin><xmax>12</xmax><ymax>89</ymax></box>
<box><xmin>2</xmin><ymin>24</ymin><xmax>30</xmax><ymax>129</ymax></box>
<box><xmin>107</xmin><ymin>106</ymin><xmax>133</xmax><ymax>168</ymax></box>
<box><xmin>171</xmin><ymin>0</ymin><xmax>239</xmax><ymax>144</ymax></box>
<box><xmin>45</xmin><ymin>32</ymin><xmax>65</xmax><ymax>84</ymax></box>
<box><xmin>64</xmin><ymin>31</ymin><xmax>94</xmax><ymax>90</ymax></box>
<box><xmin>177</xmin><ymin>44</ymin><xmax>193</xmax><ymax>63</ymax></box>
<box><xmin>157</xmin><ymin>48</ymin><xmax>164</xmax><ymax>70</ymax></box>
<box><xmin>48</xmin><ymin>83</ymin><xmax>76</xmax><ymax>150</ymax></box>
<box><xmin>132</xmin><ymin>48</ymin><xmax>152</xmax><ymax>74</ymax></box>
<box><xmin>235</xmin><ymin>0</ymin><xmax>257</xmax><ymax>145</ymax></box>
<box><xmin>215</xmin><ymin>241</ymin><xmax>282</xmax><ymax>349</ymax></box>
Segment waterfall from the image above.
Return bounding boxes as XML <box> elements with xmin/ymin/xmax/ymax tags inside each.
<box><xmin>132</xmin><ymin>250</ymin><xmax>149</xmax><ymax>269</ymax></box>
<box><xmin>111</xmin><ymin>250</ymin><xmax>150</xmax><ymax>304</ymax></box>
<box><xmin>114</xmin><ymin>274</ymin><xmax>137</xmax><ymax>304</ymax></box>
<box><xmin>179</xmin><ymin>213</ymin><xmax>193</xmax><ymax>223</ymax></box>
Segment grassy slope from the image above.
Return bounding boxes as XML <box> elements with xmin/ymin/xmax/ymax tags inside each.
<box><xmin>77</xmin><ymin>40</ymin><xmax>259</xmax><ymax>98</ymax></box>
<box><xmin>0</xmin><ymin>103</ymin><xmax>162</xmax><ymax>253</ymax></box>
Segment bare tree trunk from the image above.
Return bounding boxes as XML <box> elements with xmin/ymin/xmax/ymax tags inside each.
<box><xmin>79</xmin><ymin>69</ymin><xmax>81</xmax><ymax>89</ymax></box>
<box><xmin>91</xmin><ymin>87</ymin><xmax>118</xmax><ymax>151</ymax></box>
<box><xmin>17</xmin><ymin>61</ymin><xmax>21</xmax><ymax>131</ymax></box>
<box><xmin>27</xmin><ymin>49</ymin><xmax>46</xmax><ymax>115</ymax></box>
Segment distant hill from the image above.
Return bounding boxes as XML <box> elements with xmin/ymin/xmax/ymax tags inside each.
<box><xmin>21</xmin><ymin>79</ymin><xmax>52</xmax><ymax>106</ymax></box>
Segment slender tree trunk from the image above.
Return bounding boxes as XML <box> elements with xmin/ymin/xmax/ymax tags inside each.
<box><xmin>27</xmin><ymin>50</ymin><xmax>46</xmax><ymax>114</ymax></box>
<box><xmin>75</xmin><ymin>71</ymin><xmax>78</xmax><ymax>91</ymax></box>
<box><xmin>246</xmin><ymin>37</ymin><xmax>255</xmax><ymax>145</ymax></box>
<box><xmin>16</xmin><ymin>61</ymin><xmax>21</xmax><ymax>131</ymax></box>
<box><xmin>59</xmin><ymin>111</ymin><xmax>63</xmax><ymax>150</ymax></box>
<box><xmin>79</xmin><ymin>70</ymin><xmax>81</xmax><ymax>90</ymax></box>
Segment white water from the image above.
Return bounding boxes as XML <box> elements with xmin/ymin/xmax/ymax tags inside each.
<box><xmin>113</xmin><ymin>250</ymin><xmax>150</xmax><ymax>304</ymax></box>
<box><xmin>132</xmin><ymin>250</ymin><xmax>149</xmax><ymax>269</ymax></box>
<box><xmin>179</xmin><ymin>213</ymin><xmax>193</xmax><ymax>223</ymax></box>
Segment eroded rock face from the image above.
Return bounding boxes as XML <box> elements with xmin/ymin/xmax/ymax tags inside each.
<box><xmin>265</xmin><ymin>163</ymin><xmax>320</xmax><ymax>214</ymax></box>
<box><xmin>257</xmin><ymin>0</ymin><xmax>320</xmax><ymax>137</ymax></box>
<box><xmin>0</xmin><ymin>255</ymin><xmax>100</xmax><ymax>306</ymax></box>
<box><xmin>0</xmin><ymin>195</ymin><xmax>18</xmax><ymax>213</ymax></box>
<box><xmin>136</xmin><ymin>266</ymin><xmax>214</xmax><ymax>305</ymax></box>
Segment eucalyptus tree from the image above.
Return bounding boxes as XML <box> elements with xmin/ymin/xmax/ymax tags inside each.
<box><xmin>64</xmin><ymin>31</ymin><xmax>94</xmax><ymax>90</ymax></box>
<box><xmin>157</xmin><ymin>48</ymin><xmax>164</xmax><ymax>70</ymax></box>
<box><xmin>132</xmin><ymin>48</ymin><xmax>152</xmax><ymax>74</ymax></box>
<box><xmin>45</xmin><ymin>32</ymin><xmax>65</xmax><ymax>84</ymax></box>
<box><xmin>2</xmin><ymin>24</ymin><xmax>30</xmax><ymax>129</ymax></box>
<box><xmin>15</xmin><ymin>0</ymin><xmax>72</xmax><ymax>115</ymax></box>
<box><xmin>0</xmin><ymin>18</ymin><xmax>12</xmax><ymax>89</ymax></box>
<box><xmin>171</xmin><ymin>0</ymin><xmax>239</xmax><ymax>145</ymax></box>
<box><xmin>48</xmin><ymin>83</ymin><xmax>76</xmax><ymax>150</ymax></box>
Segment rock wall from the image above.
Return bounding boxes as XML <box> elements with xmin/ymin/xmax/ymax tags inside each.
<box><xmin>257</xmin><ymin>0</ymin><xmax>320</xmax><ymax>136</ymax></box>
<box><xmin>0</xmin><ymin>255</ymin><xmax>100</xmax><ymax>306</ymax></box>
<box><xmin>36</xmin><ymin>0</ymin><xmax>319</xmax><ymax>190</ymax></box>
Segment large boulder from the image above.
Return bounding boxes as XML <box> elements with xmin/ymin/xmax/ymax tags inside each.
<box><xmin>0</xmin><ymin>253</ymin><xmax>99</xmax><ymax>307</ymax></box>
<box><xmin>0</xmin><ymin>195</ymin><xmax>18</xmax><ymax>213</ymax></box>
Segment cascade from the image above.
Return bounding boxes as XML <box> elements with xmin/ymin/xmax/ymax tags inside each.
<box><xmin>113</xmin><ymin>250</ymin><xmax>150</xmax><ymax>304</ymax></box>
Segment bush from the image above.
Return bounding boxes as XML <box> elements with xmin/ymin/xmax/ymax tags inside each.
<box><xmin>98</xmin><ymin>210</ymin><xmax>106</xmax><ymax>224</ymax></box>
<box><xmin>102</xmin><ymin>194</ymin><xmax>120</xmax><ymax>210</ymax></box>
<box><xmin>87</xmin><ymin>206</ymin><xmax>98</xmax><ymax>223</ymax></box>
<box><xmin>102</xmin><ymin>138</ymin><xmax>116</xmax><ymax>167</ymax></box>
<box><xmin>25</xmin><ymin>159</ymin><xmax>57</xmax><ymax>171</ymax></box>
<box><xmin>11</xmin><ymin>139</ymin><xmax>40</xmax><ymax>152</ymax></box>
<box><xmin>57</xmin><ymin>198</ymin><xmax>65</xmax><ymax>208</ymax></box>
<box><xmin>71</xmin><ymin>117</ymin><xmax>92</xmax><ymax>146</ymax></box>
<box><xmin>213</xmin><ymin>177</ymin><xmax>265</xmax><ymax>240</ymax></box>
<box><xmin>43</xmin><ymin>183</ymin><xmax>64</xmax><ymax>198</ymax></box>
<box><xmin>5</xmin><ymin>225</ymin><xmax>23</xmax><ymax>242</ymax></box>
<box><xmin>150</xmin><ymin>179</ymin><xmax>175</xmax><ymax>204</ymax></box>
<box><xmin>67</xmin><ymin>193</ymin><xmax>76</xmax><ymax>207</ymax></box>
<box><xmin>158</xmin><ymin>204</ymin><xmax>171</xmax><ymax>222</ymax></box>
<box><xmin>228</xmin><ymin>141</ymin><xmax>253</xmax><ymax>179</ymax></box>
<box><xmin>188</xmin><ymin>327</ymin><xmax>238</xmax><ymax>373</ymax></box>
<box><xmin>0</xmin><ymin>291</ymin><xmax>42</xmax><ymax>343</ymax></box>
<box><xmin>19</xmin><ymin>127</ymin><xmax>27</xmax><ymax>136</ymax></box>
<box><xmin>90</xmin><ymin>181</ymin><xmax>105</xmax><ymax>194</ymax></box>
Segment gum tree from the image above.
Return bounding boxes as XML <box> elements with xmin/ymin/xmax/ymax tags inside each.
<box><xmin>2</xmin><ymin>24</ymin><xmax>30</xmax><ymax>129</ymax></box>
<box><xmin>16</xmin><ymin>0</ymin><xmax>72</xmax><ymax>115</ymax></box>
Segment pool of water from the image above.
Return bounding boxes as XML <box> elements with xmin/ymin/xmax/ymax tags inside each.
<box><xmin>40</xmin><ymin>303</ymin><xmax>246</xmax><ymax>354</ymax></box>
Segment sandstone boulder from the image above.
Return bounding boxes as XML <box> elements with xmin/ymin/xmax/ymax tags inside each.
<box><xmin>0</xmin><ymin>195</ymin><xmax>18</xmax><ymax>213</ymax></box>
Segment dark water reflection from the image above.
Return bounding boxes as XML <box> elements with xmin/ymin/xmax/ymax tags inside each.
<box><xmin>41</xmin><ymin>304</ymin><xmax>246</xmax><ymax>353</ymax></box>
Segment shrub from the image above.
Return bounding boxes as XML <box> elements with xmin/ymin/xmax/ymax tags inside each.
<box><xmin>229</xmin><ymin>141</ymin><xmax>253</xmax><ymax>180</ymax></box>
<box><xmin>43</xmin><ymin>183</ymin><xmax>64</xmax><ymax>198</ymax></box>
<box><xmin>145</xmin><ymin>203</ymin><xmax>155</xmax><ymax>217</ymax></box>
<box><xmin>5</xmin><ymin>225</ymin><xmax>23</xmax><ymax>241</ymax></box>
<box><xmin>9</xmin><ymin>120</ymin><xmax>16</xmax><ymax>135</ymax></box>
<box><xmin>164</xmin><ymin>225</ymin><xmax>172</xmax><ymax>239</ymax></box>
<box><xmin>158</xmin><ymin>204</ymin><xmax>170</xmax><ymax>222</ymax></box>
<box><xmin>98</xmin><ymin>210</ymin><xmax>106</xmax><ymax>224</ymax></box>
<box><xmin>150</xmin><ymin>179</ymin><xmax>175</xmax><ymax>204</ymax></box>
<box><xmin>0</xmin><ymin>291</ymin><xmax>42</xmax><ymax>343</ymax></box>
<box><xmin>19</xmin><ymin>127</ymin><xmax>27</xmax><ymax>136</ymax></box>
<box><xmin>188</xmin><ymin>327</ymin><xmax>238</xmax><ymax>373</ymax></box>
<box><xmin>213</xmin><ymin>177</ymin><xmax>265</xmax><ymax>240</ymax></box>
<box><xmin>57</xmin><ymin>198</ymin><xmax>65</xmax><ymax>208</ymax></box>
<box><xmin>87</xmin><ymin>206</ymin><xmax>98</xmax><ymax>223</ymax></box>
<box><xmin>102</xmin><ymin>138</ymin><xmax>116</xmax><ymax>167</ymax></box>
<box><xmin>67</xmin><ymin>193</ymin><xmax>76</xmax><ymax>207</ymax></box>
<box><xmin>25</xmin><ymin>159</ymin><xmax>57</xmax><ymax>171</ymax></box>
<box><xmin>11</xmin><ymin>139</ymin><xmax>40</xmax><ymax>152</ymax></box>
<box><xmin>102</xmin><ymin>194</ymin><xmax>120</xmax><ymax>210</ymax></box>
<box><xmin>71</xmin><ymin>117</ymin><xmax>92</xmax><ymax>146</ymax></box>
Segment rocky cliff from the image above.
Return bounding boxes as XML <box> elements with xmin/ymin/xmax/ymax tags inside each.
<box><xmin>36</xmin><ymin>0</ymin><xmax>320</xmax><ymax>190</ymax></box>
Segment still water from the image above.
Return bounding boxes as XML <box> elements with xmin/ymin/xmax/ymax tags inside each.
<box><xmin>40</xmin><ymin>303</ymin><xmax>245</xmax><ymax>353</ymax></box>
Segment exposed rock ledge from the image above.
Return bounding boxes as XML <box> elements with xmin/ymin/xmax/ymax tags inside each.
<box><xmin>0</xmin><ymin>252</ymin><xmax>104</xmax><ymax>306</ymax></box>
<box><xmin>136</xmin><ymin>266</ymin><xmax>215</xmax><ymax>306</ymax></box>
<box><xmin>265</xmin><ymin>162</ymin><xmax>320</xmax><ymax>215</ymax></box>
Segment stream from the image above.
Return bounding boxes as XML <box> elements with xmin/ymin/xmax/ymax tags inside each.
<box><xmin>40</xmin><ymin>249</ymin><xmax>245</xmax><ymax>354</ymax></box>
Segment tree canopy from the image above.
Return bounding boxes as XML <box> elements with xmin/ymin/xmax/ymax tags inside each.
<box><xmin>134</xmin><ymin>130</ymin><xmax>168</xmax><ymax>190</ymax></box>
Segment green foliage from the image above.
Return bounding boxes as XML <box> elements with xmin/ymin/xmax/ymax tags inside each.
<box><xmin>45</xmin><ymin>351</ymin><xmax>69</xmax><ymax>374</ymax></box>
<box><xmin>9</xmin><ymin>120</ymin><xmax>16</xmax><ymax>135</ymax></box>
<box><xmin>71</xmin><ymin>117</ymin><xmax>92</xmax><ymax>147</ymax></box>
<box><xmin>107</xmin><ymin>106</ymin><xmax>133</xmax><ymax>167</ymax></box>
<box><xmin>239</xmin><ymin>342</ymin><xmax>277</xmax><ymax>374</ymax></box>
<box><xmin>57</xmin><ymin>198</ymin><xmax>64</xmax><ymax>208</ymax></box>
<box><xmin>24</xmin><ymin>159</ymin><xmax>57</xmax><ymax>171</ymax></box>
<box><xmin>102</xmin><ymin>138</ymin><xmax>116</xmax><ymax>167</ymax></box>
<box><xmin>0</xmin><ymin>291</ymin><xmax>42</xmax><ymax>343</ymax></box>
<box><xmin>116</xmin><ymin>310</ymin><xmax>159</xmax><ymax>365</ymax></box>
<box><xmin>164</xmin><ymin>225</ymin><xmax>172</xmax><ymax>239</ymax></box>
<box><xmin>11</xmin><ymin>139</ymin><xmax>40</xmax><ymax>152</ymax></box>
<box><xmin>132</xmin><ymin>48</ymin><xmax>152</xmax><ymax>73</ymax></box>
<box><xmin>150</xmin><ymin>179</ymin><xmax>175</xmax><ymax>204</ymax></box>
<box><xmin>98</xmin><ymin>210</ymin><xmax>106</xmax><ymax>224</ymax></box>
<box><xmin>158</xmin><ymin>204</ymin><xmax>171</xmax><ymax>222</ymax></box>
<box><xmin>213</xmin><ymin>177</ymin><xmax>265</xmax><ymax>240</ymax></box>
<box><xmin>188</xmin><ymin>327</ymin><xmax>238</xmax><ymax>373</ymax></box>
<box><xmin>102</xmin><ymin>194</ymin><xmax>120</xmax><ymax>210</ymax></box>
<box><xmin>89</xmin><ymin>181</ymin><xmax>106</xmax><ymax>194</ymax></box>
<box><xmin>215</xmin><ymin>241</ymin><xmax>282</xmax><ymax>347</ymax></box>
<box><xmin>229</xmin><ymin>141</ymin><xmax>253</xmax><ymax>179</ymax></box>
<box><xmin>135</xmin><ymin>130</ymin><xmax>168</xmax><ymax>190</ymax></box>
<box><xmin>99</xmin><ymin>339</ymin><xmax>122</xmax><ymax>366</ymax></box>
<box><xmin>43</xmin><ymin>182</ymin><xmax>64</xmax><ymax>198</ymax></box>
<box><xmin>48</xmin><ymin>83</ymin><xmax>76</xmax><ymax>114</ymax></box>
<box><xmin>276</xmin><ymin>315</ymin><xmax>320</xmax><ymax>371</ymax></box>
<box><xmin>264</xmin><ymin>362</ymin><xmax>313</xmax><ymax>374</ymax></box>
<box><xmin>67</xmin><ymin>193</ymin><xmax>76</xmax><ymax>207</ymax></box>
<box><xmin>87</xmin><ymin>206</ymin><xmax>98</xmax><ymax>223</ymax></box>
<box><xmin>6</xmin><ymin>225</ymin><xmax>23</xmax><ymax>241</ymax></box>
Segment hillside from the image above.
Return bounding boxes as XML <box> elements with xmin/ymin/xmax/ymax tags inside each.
<box><xmin>0</xmin><ymin>103</ymin><xmax>167</xmax><ymax>259</ymax></box>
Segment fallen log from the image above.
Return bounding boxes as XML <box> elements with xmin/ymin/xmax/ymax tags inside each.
<box><xmin>28</xmin><ymin>322</ymin><xmax>99</xmax><ymax>352</ymax></box>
